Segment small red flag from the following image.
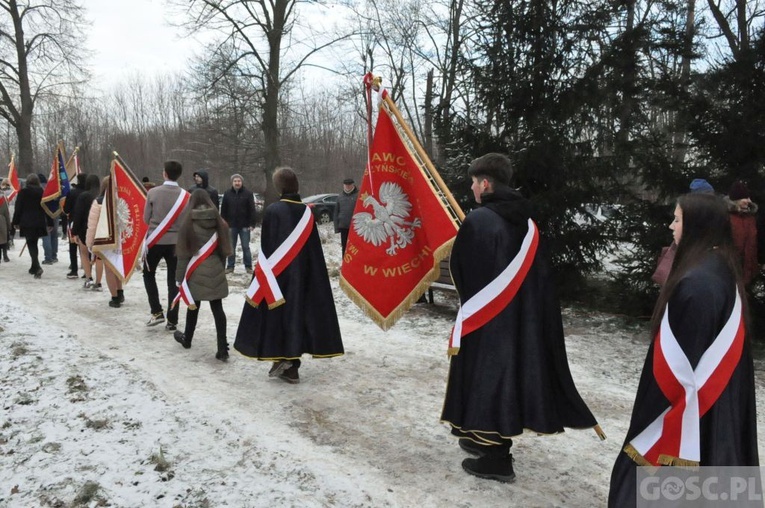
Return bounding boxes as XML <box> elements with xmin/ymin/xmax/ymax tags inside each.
<box><xmin>340</xmin><ymin>91</ymin><xmax>459</xmax><ymax>330</ymax></box>
<box><xmin>6</xmin><ymin>155</ymin><xmax>20</xmax><ymax>202</ymax></box>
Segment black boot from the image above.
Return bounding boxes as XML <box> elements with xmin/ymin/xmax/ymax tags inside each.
<box><xmin>117</xmin><ymin>289</ymin><xmax>125</xmax><ymax>303</ymax></box>
<box><xmin>461</xmin><ymin>444</ymin><xmax>515</xmax><ymax>483</ymax></box>
<box><xmin>215</xmin><ymin>336</ymin><xmax>229</xmax><ymax>361</ymax></box>
<box><xmin>174</xmin><ymin>331</ymin><xmax>191</xmax><ymax>349</ymax></box>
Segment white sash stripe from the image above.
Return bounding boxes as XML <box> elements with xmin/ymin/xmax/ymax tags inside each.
<box><xmin>146</xmin><ymin>191</ymin><xmax>188</xmax><ymax>246</ymax></box>
<box><xmin>629</xmin><ymin>291</ymin><xmax>742</xmax><ymax>462</ymax></box>
<box><xmin>245</xmin><ymin>207</ymin><xmax>313</xmax><ymax>302</ymax></box>
<box><xmin>177</xmin><ymin>233</ymin><xmax>218</xmax><ymax>307</ymax></box>
<box><xmin>451</xmin><ymin>219</ymin><xmax>537</xmax><ymax>347</ymax></box>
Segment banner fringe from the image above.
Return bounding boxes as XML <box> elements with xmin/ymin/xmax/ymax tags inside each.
<box><xmin>340</xmin><ymin>238</ymin><xmax>454</xmax><ymax>331</ymax></box>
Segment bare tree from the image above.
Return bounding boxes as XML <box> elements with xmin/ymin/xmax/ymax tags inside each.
<box><xmin>0</xmin><ymin>0</ymin><xmax>88</xmax><ymax>174</ymax></box>
<box><xmin>705</xmin><ymin>0</ymin><xmax>765</xmax><ymax>60</ymax></box>
<box><xmin>176</xmin><ymin>0</ymin><xmax>352</xmax><ymax>200</ymax></box>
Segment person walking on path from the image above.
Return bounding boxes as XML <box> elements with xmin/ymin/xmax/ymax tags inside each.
<box><xmin>725</xmin><ymin>180</ymin><xmax>758</xmax><ymax>286</ymax></box>
<box><xmin>188</xmin><ymin>169</ymin><xmax>219</xmax><ymax>209</ymax></box>
<box><xmin>334</xmin><ymin>177</ymin><xmax>358</xmax><ymax>254</ymax></box>
<box><xmin>71</xmin><ymin>174</ymin><xmax>101</xmax><ymax>289</ymax></box>
<box><xmin>234</xmin><ymin>167</ymin><xmax>343</xmax><ymax>384</ymax></box>
<box><xmin>608</xmin><ymin>192</ymin><xmax>759</xmax><ymax>506</ymax></box>
<box><xmin>142</xmin><ymin>160</ymin><xmax>190</xmax><ymax>330</ymax></box>
<box><xmin>0</xmin><ymin>183</ymin><xmax>10</xmax><ymax>266</ymax></box>
<box><xmin>63</xmin><ymin>173</ymin><xmax>87</xmax><ymax>279</ymax></box>
<box><xmin>11</xmin><ymin>173</ymin><xmax>53</xmax><ymax>278</ymax></box>
<box><xmin>172</xmin><ymin>189</ymin><xmax>233</xmax><ymax>360</ymax></box>
<box><xmin>440</xmin><ymin>153</ymin><xmax>601</xmax><ymax>483</ymax></box>
<box><xmin>220</xmin><ymin>173</ymin><xmax>256</xmax><ymax>274</ymax></box>
<box><xmin>87</xmin><ymin>176</ymin><xmax>125</xmax><ymax>308</ymax></box>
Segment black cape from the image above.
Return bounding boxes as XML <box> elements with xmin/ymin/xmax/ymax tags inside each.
<box><xmin>234</xmin><ymin>195</ymin><xmax>343</xmax><ymax>360</ymax></box>
<box><xmin>608</xmin><ymin>252</ymin><xmax>759</xmax><ymax>507</ymax></box>
<box><xmin>441</xmin><ymin>188</ymin><xmax>599</xmax><ymax>440</ymax></box>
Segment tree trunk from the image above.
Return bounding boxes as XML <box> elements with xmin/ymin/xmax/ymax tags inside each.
<box><xmin>261</xmin><ymin>0</ymin><xmax>287</xmax><ymax>203</ymax></box>
<box><xmin>10</xmin><ymin>0</ymin><xmax>34</xmax><ymax>175</ymax></box>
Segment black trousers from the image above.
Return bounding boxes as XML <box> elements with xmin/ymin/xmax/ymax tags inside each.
<box><xmin>142</xmin><ymin>244</ymin><xmax>179</xmax><ymax>324</ymax></box>
<box><xmin>183</xmin><ymin>299</ymin><xmax>226</xmax><ymax>342</ymax></box>
<box><xmin>68</xmin><ymin>242</ymin><xmax>78</xmax><ymax>271</ymax></box>
<box><xmin>25</xmin><ymin>235</ymin><xmax>41</xmax><ymax>272</ymax></box>
<box><xmin>340</xmin><ymin>228</ymin><xmax>349</xmax><ymax>254</ymax></box>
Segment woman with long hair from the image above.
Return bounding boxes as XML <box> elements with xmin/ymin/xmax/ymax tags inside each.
<box><xmin>11</xmin><ymin>173</ymin><xmax>53</xmax><ymax>278</ymax></box>
<box><xmin>173</xmin><ymin>189</ymin><xmax>233</xmax><ymax>360</ymax></box>
<box><xmin>608</xmin><ymin>193</ymin><xmax>759</xmax><ymax>506</ymax></box>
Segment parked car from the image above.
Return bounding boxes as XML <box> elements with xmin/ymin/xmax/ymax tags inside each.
<box><xmin>302</xmin><ymin>193</ymin><xmax>338</xmax><ymax>224</ymax></box>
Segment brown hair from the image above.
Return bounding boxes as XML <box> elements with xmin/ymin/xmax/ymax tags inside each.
<box><xmin>164</xmin><ymin>160</ymin><xmax>183</xmax><ymax>181</ymax></box>
<box><xmin>272</xmin><ymin>167</ymin><xmax>299</xmax><ymax>194</ymax></box>
<box><xmin>176</xmin><ymin>189</ymin><xmax>233</xmax><ymax>259</ymax></box>
<box><xmin>650</xmin><ymin>193</ymin><xmax>746</xmax><ymax>334</ymax></box>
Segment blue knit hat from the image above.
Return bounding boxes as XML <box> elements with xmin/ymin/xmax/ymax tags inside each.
<box><xmin>689</xmin><ymin>178</ymin><xmax>714</xmax><ymax>194</ymax></box>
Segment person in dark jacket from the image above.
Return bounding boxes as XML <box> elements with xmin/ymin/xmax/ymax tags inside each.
<box><xmin>608</xmin><ymin>193</ymin><xmax>759</xmax><ymax>507</ymax></box>
<box><xmin>63</xmin><ymin>173</ymin><xmax>87</xmax><ymax>278</ymax></box>
<box><xmin>11</xmin><ymin>173</ymin><xmax>53</xmax><ymax>278</ymax></box>
<box><xmin>0</xmin><ymin>184</ymin><xmax>10</xmax><ymax>265</ymax></box>
<box><xmin>188</xmin><ymin>169</ymin><xmax>219</xmax><ymax>209</ymax></box>
<box><xmin>441</xmin><ymin>153</ymin><xmax>601</xmax><ymax>483</ymax></box>
<box><xmin>37</xmin><ymin>172</ymin><xmax>59</xmax><ymax>265</ymax></box>
<box><xmin>173</xmin><ymin>190</ymin><xmax>233</xmax><ymax>360</ymax></box>
<box><xmin>220</xmin><ymin>173</ymin><xmax>256</xmax><ymax>274</ymax></box>
<box><xmin>234</xmin><ymin>167</ymin><xmax>343</xmax><ymax>384</ymax></box>
<box><xmin>71</xmin><ymin>174</ymin><xmax>102</xmax><ymax>288</ymax></box>
<box><xmin>334</xmin><ymin>177</ymin><xmax>358</xmax><ymax>254</ymax></box>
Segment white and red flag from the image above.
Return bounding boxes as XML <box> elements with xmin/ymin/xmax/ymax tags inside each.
<box><xmin>5</xmin><ymin>154</ymin><xmax>20</xmax><ymax>202</ymax></box>
<box><xmin>65</xmin><ymin>146</ymin><xmax>82</xmax><ymax>178</ymax></box>
<box><xmin>339</xmin><ymin>74</ymin><xmax>463</xmax><ymax>330</ymax></box>
<box><xmin>92</xmin><ymin>154</ymin><xmax>148</xmax><ymax>283</ymax></box>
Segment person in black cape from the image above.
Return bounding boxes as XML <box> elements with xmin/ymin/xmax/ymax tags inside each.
<box><xmin>441</xmin><ymin>153</ymin><xmax>601</xmax><ymax>483</ymax></box>
<box><xmin>234</xmin><ymin>167</ymin><xmax>343</xmax><ymax>384</ymax></box>
<box><xmin>608</xmin><ymin>193</ymin><xmax>759</xmax><ymax>507</ymax></box>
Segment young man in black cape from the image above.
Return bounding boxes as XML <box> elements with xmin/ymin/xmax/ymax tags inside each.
<box><xmin>234</xmin><ymin>167</ymin><xmax>343</xmax><ymax>383</ymax></box>
<box><xmin>441</xmin><ymin>153</ymin><xmax>602</xmax><ymax>482</ymax></box>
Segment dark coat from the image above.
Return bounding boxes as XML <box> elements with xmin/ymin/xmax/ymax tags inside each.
<box><xmin>234</xmin><ymin>195</ymin><xmax>343</xmax><ymax>360</ymax></box>
<box><xmin>11</xmin><ymin>185</ymin><xmax>52</xmax><ymax>238</ymax></box>
<box><xmin>334</xmin><ymin>186</ymin><xmax>358</xmax><ymax>232</ymax></box>
<box><xmin>608</xmin><ymin>252</ymin><xmax>758</xmax><ymax>507</ymax></box>
<box><xmin>71</xmin><ymin>190</ymin><xmax>97</xmax><ymax>244</ymax></box>
<box><xmin>726</xmin><ymin>197</ymin><xmax>758</xmax><ymax>284</ymax></box>
<box><xmin>0</xmin><ymin>195</ymin><xmax>10</xmax><ymax>244</ymax></box>
<box><xmin>188</xmin><ymin>170</ymin><xmax>220</xmax><ymax>209</ymax></box>
<box><xmin>175</xmin><ymin>207</ymin><xmax>230</xmax><ymax>302</ymax></box>
<box><xmin>220</xmin><ymin>186</ymin><xmax>256</xmax><ymax>229</ymax></box>
<box><xmin>441</xmin><ymin>187</ymin><xmax>598</xmax><ymax>439</ymax></box>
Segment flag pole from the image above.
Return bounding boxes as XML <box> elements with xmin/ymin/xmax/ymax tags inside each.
<box><xmin>380</xmin><ymin>92</ymin><xmax>465</xmax><ymax>222</ymax></box>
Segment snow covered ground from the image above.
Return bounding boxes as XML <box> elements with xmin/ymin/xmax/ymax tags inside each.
<box><xmin>1</xmin><ymin>224</ymin><xmax>764</xmax><ymax>507</ymax></box>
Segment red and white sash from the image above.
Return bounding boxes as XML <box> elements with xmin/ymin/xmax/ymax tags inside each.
<box><xmin>145</xmin><ymin>189</ymin><xmax>190</xmax><ymax>248</ymax></box>
<box><xmin>245</xmin><ymin>207</ymin><xmax>314</xmax><ymax>309</ymax></box>
<box><xmin>448</xmin><ymin>218</ymin><xmax>539</xmax><ymax>355</ymax></box>
<box><xmin>172</xmin><ymin>232</ymin><xmax>219</xmax><ymax>311</ymax></box>
<box><xmin>626</xmin><ymin>291</ymin><xmax>745</xmax><ymax>466</ymax></box>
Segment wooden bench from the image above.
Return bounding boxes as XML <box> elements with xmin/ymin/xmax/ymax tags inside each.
<box><xmin>425</xmin><ymin>257</ymin><xmax>456</xmax><ymax>303</ymax></box>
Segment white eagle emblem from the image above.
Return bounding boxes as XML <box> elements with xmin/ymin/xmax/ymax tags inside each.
<box><xmin>116</xmin><ymin>197</ymin><xmax>133</xmax><ymax>243</ymax></box>
<box><xmin>353</xmin><ymin>182</ymin><xmax>422</xmax><ymax>255</ymax></box>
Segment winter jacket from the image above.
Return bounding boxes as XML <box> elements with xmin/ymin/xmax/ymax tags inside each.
<box><xmin>726</xmin><ymin>197</ymin><xmax>758</xmax><ymax>284</ymax></box>
<box><xmin>220</xmin><ymin>186</ymin><xmax>256</xmax><ymax>229</ymax></box>
<box><xmin>334</xmin><ymin>186</ymin><xmax>358</xmax><ymax>232</ymax></box>
<box><xmin>188</xmin><ymin>169</ymin><xmax>219</xmax><ymax>209</ymax></box>
<box><xmin>11</xmin><ymin>185</ymin><xmax>52</xmax><ymax>238</ymax></box>
<box><xmin>144</xmin><ymin>182</ymin><xmax>189</xmax><ymax>245</ymax></box>
<box><xmin>175</xmin><ymin>206</ymin><xmax>230</xmax><ymax>302</ymax></box>
<box><xmin>86</xmin><ymin>197</ymin><xmax>102</xmax><ymax>250</ymax></box>
<box><xmin>71</xmin><ymin>190</ymin><xmax>97</xmax><ymax>244</ymax></box>
<box><xmin>0</xmin><ymin>194</ymin><xmax>10</xmax><ymax>244</ymax></box>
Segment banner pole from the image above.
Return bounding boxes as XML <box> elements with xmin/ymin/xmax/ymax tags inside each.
<box><xmin>381</xmin><ymin>93</ymin><xmax>465</xmax><ymax>222</ymax></box>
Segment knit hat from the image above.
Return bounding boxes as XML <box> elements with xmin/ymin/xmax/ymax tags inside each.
<box><xmin>230</xmin><ymin>173</ymin><xmax>243</xmax><ymax>182</ymax></box>
<box><xmin>343</xmin><ymin>178</ymin><xmax>354</xmax><ymax>185</ymax></box>
<box><xmin>728</xmin><ymin>181</ymin><xmax>750</xmax><ymax>200</ymax></box>
<box><xmin>689</xmin><ymin>178</ymin><xmax>714</xmax><ymax>194</ymax></box>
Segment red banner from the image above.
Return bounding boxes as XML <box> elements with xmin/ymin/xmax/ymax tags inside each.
<box><xmin>93</xmin><ymin>156</ymin><xmax>148</xmax><ymax>283</ymax></box>
<box><xmin>6</xmin><ymin>155</ymin><xmax>19</xmax><ymax>202</ymax></box>
<box><xmin>340</xmin><ymin>97</ymin><xmax>459</xmax><ymax>330</ymax></box>
<box><xmin>41</xmin><ymin>142</ymin><xmax>70</xmax><ymax>218</ymax></box>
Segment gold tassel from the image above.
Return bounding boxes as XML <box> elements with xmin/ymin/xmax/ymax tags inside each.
<box><xmin>658</xmin><ymin>455</ymin><xmax>700</xmax><ymax>469</ymax></box>
<box><xmin>623</xmin><ymin>444</ymin><xmax>653</xmax><ymax>467</ymax></box>
<box><xmin>447</xmin><ymin>346</ymin><xmax>460</xmax><ymax>357</ymax></box>
<box><xmin>593</xmin><ymin>424</ymin><xmax>607</xmax><ymax>440</ymax></box>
